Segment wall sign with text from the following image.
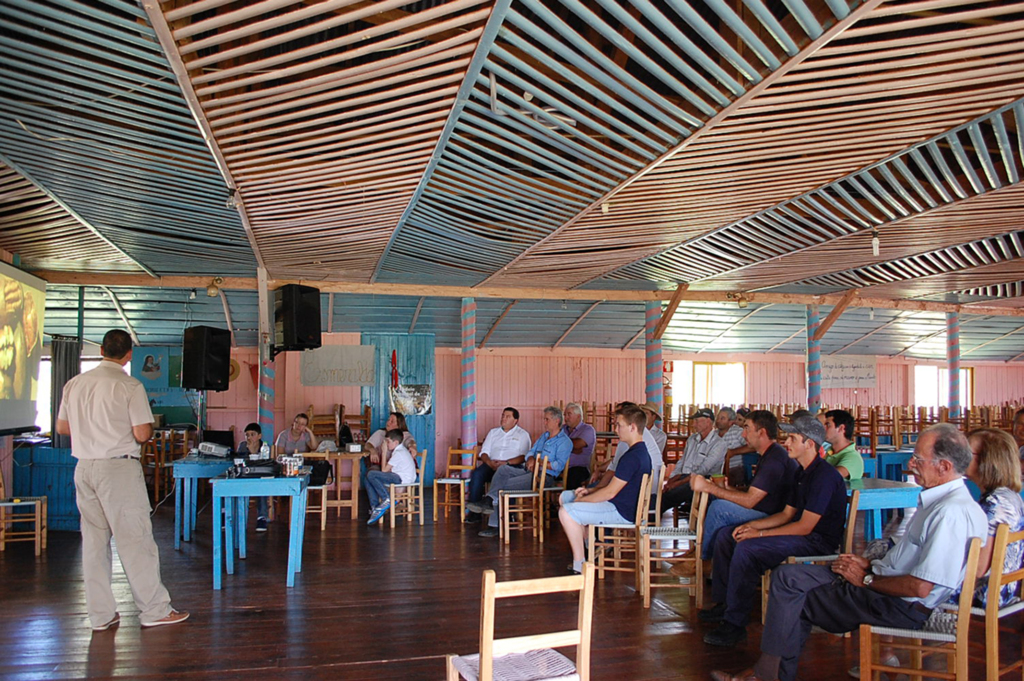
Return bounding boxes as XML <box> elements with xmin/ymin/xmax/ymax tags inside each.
<box><xmin>300</xmin><ymin>345</ymin><xmax>376</xmax><ymax>386</ymax></box>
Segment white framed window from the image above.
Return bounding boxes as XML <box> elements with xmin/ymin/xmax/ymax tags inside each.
<box><xmin>913</xmin><ymin>365</ymin><xmax>972</xmax><ymax>409</ymax></box>
<box><xmin>35</xmin><ymin>357</ymin><xmax>115</xmax><ymax>433</ymax></box>
<box><xmin>668</xmin><ymin>361</ymin><xmax>745</xmax><ymax>418</ymax></box>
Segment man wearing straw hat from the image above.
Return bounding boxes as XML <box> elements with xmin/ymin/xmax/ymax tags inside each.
<box><xmin>639</xmin><ymin>400</ymin><xmax>667</xmax><ymax>455</ymax></box>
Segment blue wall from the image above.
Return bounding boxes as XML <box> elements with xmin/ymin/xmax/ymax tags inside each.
<box><xmin>360</xmin><ymin>333</ymin><xmax>436</xmax><ymax>483</ymax></box>
<box><xmin>14</xmin><ymin>446</ymin><xmax>79</xmax><ymax>531</ymax></box>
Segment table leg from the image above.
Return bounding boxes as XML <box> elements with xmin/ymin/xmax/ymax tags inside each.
<box><xmin>237</xmin><ymin>496</ymin><xmax>247</xmax><ymax>560</ymax></box>
<box><xmin>334</xmin><ymin>458</ymin><xmax>342</xmax><ymax>518</ymax></box>
<box><xmin>212</xmin><ymin>493</ymin><xmax>222</xmax><ymax>590</ymax></box>
<box><xmin>174</xmin><ymin>477</ymin><xmax>182</xmax><ymax>550</ymax></box>
<box><xmin>865</xmin><ymin>509</ymin><xmax>882</xmax><ymax>542</ymax></box>
<box><xmin>182</xmin><ymin>477</ymin><xmax>192</xmax><ymax>542</ymax></box>
<box><xmin>225</xmin><ymin>495</ymin><xmax>235</xmax><ymax>575</ymax></box>
<box><xmin>286</xmin><ymin>493</ymin><xmax>300</xmax><ymax>587</ymax></box>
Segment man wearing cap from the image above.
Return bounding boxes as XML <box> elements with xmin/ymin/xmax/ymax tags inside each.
<box><xmin>640</xmin><ymin>401</ymin><xmax>667</xmax><ymax>455</ymax></box>
<box><xmin>563</xmin><ymin>402</ymin><xmax>596</xmax><ymax>490</ymax></box>
<box><xmin>720</xmin><ymin>407</ymin><xmax>755</xmax><ymax>487</ymax></box>
<box><xmin>824</xmin><ymin>409</ymin><xmax>863</xmax><ymax>480</ymax></box>
<box><xmin>659</xmin><ymin>408</ymin><xmax>726</xmax><ymax>513</ymax></box>
<box><xmin>702</xmin><ymin>415</ymin><xmax>848</xmax><ymax>647</ymax></box>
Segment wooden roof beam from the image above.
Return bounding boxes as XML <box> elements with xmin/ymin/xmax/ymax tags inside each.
<box><xmin>812</xmin><ymin>289</ymin><xmax>859</xmax><ymax>341</ymax></box>
<box><xmin>653</xmin><ymin>284</ymin><xmax>689</xmax><ymax>340</ymax></box>
<box><xmin>623</xmin><ymin>326</ymin><xmax>645</xmax><ymax>351</ymax></box>
<box><xmin>479</xmin><ymin>300</ymin><xmax>516</xmax><ymax>348</ymax></box>
<box><xmin>219</xmin><ymin>290</ymin><xmax>236</xmax><ymax>347</ymax></box>
<box><xmin>99</xmin><ymin>286</ymin><xmax>140</xmax><ymax>346</ymax></box>
<box><xmin>553</xmin><ymin>301</ymin><xmax>602</xmax><ymax>349</ymax></box>
<box><xmin>409</xmin><ymin>296</ymin><xmax>425</xmax><ymax>334</ymax></box>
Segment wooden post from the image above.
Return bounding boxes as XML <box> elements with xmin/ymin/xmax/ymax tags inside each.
<box><xmin>645</xmin><ymin>302</ymin><xmax>663</xmax><ymax>412</ymax></box>
<box><xmin>947</xmin><ymin>311</ymin><xmax>961</xmax><ymax>419</ymax></box>
<box><xmin>461</xmin><ymin>297</ymin><xmax>478</xmax><ymax>451</ymax></box>
<box><xmin>257</xmin><ymin>267</ymin><xmax>276</xmax><ymax>442</ymax></box>
<box><xmin>806</xmin><ymin>305</ymin><xmax>821</xmax><ymax>412</ymax></box>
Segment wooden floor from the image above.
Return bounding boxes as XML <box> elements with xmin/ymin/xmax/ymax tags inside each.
<box><xmin>0</xmin><ymin>499</ymin><xmax>1006</xmax><ymax>681</ymax></box>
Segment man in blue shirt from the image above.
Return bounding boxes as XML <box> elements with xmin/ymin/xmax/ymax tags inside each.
<box><xmin>703</xmin><ymin>415</ymin><xmax>847</xmax><ymax>648</ymax></box>
<box><xmin>559</xmin><ymin>404</ymin><xmax>652</xmax><ymax>574</ymax></box>
<box><xmin>470</xmin><ymin>405</ymin><xmax>571</xmax><ymax>538</ymax></box>
<box><xmin>712</xmin><ymin>423</ymin><xmax>988</xmax><ymax>681</ymax></box>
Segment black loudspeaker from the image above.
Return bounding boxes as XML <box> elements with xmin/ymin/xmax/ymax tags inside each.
<box><xmin>181</xmin><ymin>325</ymin><xmax>231</xmax><ymax>391</ymax></box>
<box><xmin>274</xmin><ymin>284</ymin><xmax>321</xmax><ymax>351</ymax></box>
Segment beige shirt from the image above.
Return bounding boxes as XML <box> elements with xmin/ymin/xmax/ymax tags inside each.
<box><xmin>58</xmin><ymin>360</ymin><xmax>154</xmax><ymax>460</ymax></box>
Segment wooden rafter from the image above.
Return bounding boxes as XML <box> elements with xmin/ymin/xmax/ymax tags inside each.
<box><xmin>893</xmin><ymin>316</ymin><xmax>990</xmax><ymax>357</ymax></box>
<box><xmin>697</xmin><ymin>304</ymin><xmax>775</xmax><ymax>353</ymax></box>
<box><xmin>219</xmin><ymin>290</ymin><xmax>236</xmax><ymax>347</ymax></box>
<box><xmin>652</xmin><ymin>284</ymin><xmax>689</xmax><ymax>340</ymax></box>
<box><xmin>962</xmin><ymin>322</ymin><xmax>1024</xmax><ymax>356</ymax></box>
<box><xmin>99</xmin><ymin>286</ymin><xmax>140</xmax><ymax>346</ymax></box>
<box><xmin>812</xmin><ymin>289</ymin><xmax>859</xmax><ymax>342</ymax></box>
<box><xmin>767</xmin><ymin>326</ymin><xmax>806</xmax><ymax>353</ymax></box>
<box><xmin>327</xmin><ymin>292</ymin><xmax>334</xmax><ymax>333</ymax></box>
<box><xmin>553</xmin><ymin>301</ymin><xmax>602</xmax><ymax>349</ymax></box>
<box><xmin>832</xmin><ymin>311</ymin><xmax>922</xmax><ymax>354</ymax></box>
<box><xmin>622</xmin><ymin>326</ymin><xmax>645</xmax><ymax>351</ymax></box>
<box><xmin>479</xmin><ymin>300</ymin><xmax>516</xmax><ymax>348</ymax></box>
<box><xmin>409</xmin><ymin>297</ymin><xmax>425</xmax><ymax>334</ymax></box>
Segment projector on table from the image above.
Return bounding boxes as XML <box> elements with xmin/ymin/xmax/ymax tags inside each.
<box><xmin>198</xmin><ymin>441</ymin><xmax>231</xmax><ymax>457</ymax></box>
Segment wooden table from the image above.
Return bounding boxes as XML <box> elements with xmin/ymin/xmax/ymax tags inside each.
<box><xmin>876</xmin><ymin>448</ymin><xmax>914</xmax><ymax>482</ymax></box>
<box><xmin>848</xmin><ymin>477</ymin><xmax>921</xmax><ymax>542</ymax></box>
<box><xmin>210</xmin><ymin>473</ymin><xmax>309</xmax><ymax>589</ymax></box>
<box><xmin>326</xmin><ymin>451</ymin><xmax>363</xmax><ymax>521</ymax></box>
<box><xmin>172</xmin><ymin>456</ymin><xmax>233</xmax><ymax>550</ymax></box>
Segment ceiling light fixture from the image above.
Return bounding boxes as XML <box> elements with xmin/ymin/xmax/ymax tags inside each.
<box><xmin>871</xmin><ymin>229</ymin><xmax>880</xmax><ymax>257</ymax></box>
<box><xmin>206</xmin><ymin>276</ymin><xmax>223</xmax><ymax>297</ymax></box>
<box><xmin>737</xmin><ymin>294</ymin><xmax>749</xmax><ymax>309</ymax></box>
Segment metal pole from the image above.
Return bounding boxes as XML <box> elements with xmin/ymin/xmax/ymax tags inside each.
<box><xmin>461</xmin><ymin>297</ymin><xmax>478</xmax><ymax>453</ymax></box>
<box><xmin>806</xmin><ymin>305</ymin><xmax>821</xmax><ymax>412</ymax></box>
<box><xmin>947</xmin><ymin>311</ymin><xmax>961</xmax><ymax>419</ymax></box>
<box><xmin>645</xmin><ymin>301</ymin><xmax>664</xmax><ymax>413</ymax></box>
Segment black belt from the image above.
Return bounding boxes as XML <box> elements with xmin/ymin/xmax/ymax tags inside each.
<box><xmin>111</xmin><ymin>455</ymin><xmax>140</xmax><ymax>460</ymax></box>
<box><xmin>911</xmin><ymin>602</ymin><xmax>933</xmax><ymax>616</ymax></box>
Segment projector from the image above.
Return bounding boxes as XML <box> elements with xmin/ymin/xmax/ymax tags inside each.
<box><xmin>198</xmin><ymin>441</ymin><xmax>232</xmax><ymax>457</ymax></box>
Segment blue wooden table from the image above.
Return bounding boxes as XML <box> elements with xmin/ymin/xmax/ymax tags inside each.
<box><xmin>876</xmin><ymin>448</ymin><xmax>914</xmax><ymax>482</ymax></box>
<box><xmin>210</xmin><ymin>474</ymin><xmax>309</xmax><ymax>589</ymax></box>
<box><xmin>848</xmin><ymin>477</ymin><xmax>921</xmax><ymax>542</ymax></box>
<box><xmin>172</xmin><ymin>457</ymin><xmax>233</xmax><ymax>549</ymax></box>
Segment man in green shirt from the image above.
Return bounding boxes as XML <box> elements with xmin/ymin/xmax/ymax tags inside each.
<box><xmin>823</xmin><ymin>409</ymin><xmax>863</xmax><ymax>480</ymax></box>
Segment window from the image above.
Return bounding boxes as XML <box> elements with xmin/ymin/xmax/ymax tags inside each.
<box><xmin>668</xmin><ymin>361</ymin><xmax>745</xmax><ymax>418</ymax></box>
<box><xmin>35</xmin><ymin>357</ymin><xmax>116</xmax><ymax>433</ymax></box>
<box><xmin>913</xmin><ymin>365</ymin><xmax>972</xmax><ymax>409</ymax></box>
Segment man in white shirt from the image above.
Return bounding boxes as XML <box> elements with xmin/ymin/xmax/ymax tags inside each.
<box><xmin>640</xmin><ymin>401</ymin><xmax>667</xmax><ymax>455</ymax></box>
<box><xmin>56</xmin><ymin>329</ymin><xmax>188</xmax><ymax>631</ymax></box>
<box><xmin>465</xmin><ymin>407</ymin><xmax>531</xmax><ymax>522</ymax></box>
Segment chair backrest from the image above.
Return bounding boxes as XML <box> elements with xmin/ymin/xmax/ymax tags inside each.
<box><xmin>842</xmin><ymin>489</ymin><xmax>860</xmax><ymax>554</ymax></box>
<box><xmin>476</xmin><ymin>563</ymin><xmax>595</xmax><ymax>681</ymax></box>
<box><xmin>533</xmin><ymin>456</ymin><xmax>547</xmax><ymax>492</ymax></box>
<box><xmin>445</xmin><ymin>447</ymin><xmax>478</xmax><ymax>478</ymax></box>
<box><xmin>952</xmin><ymin>537</ymin><xmax>982</xmax><ymax>642</ymax></box>
<box><xmin>633</xmin><ymin>473</ymin><xmax>652</xmax><ymax>529</ymax></box>
<box><xmin>651</xmin><ymin>464</ymin><xmax>670</xmax><ymax>519</ymax></box>
<box><xmin>985</xmin><ymin>523</ymin><xmax>1024</xmax><ymax>617</ymax></box>
<box><xmin>691</xmin><ymin>490</ymin><xmax>711</xmax><ymax>541</ymax></box>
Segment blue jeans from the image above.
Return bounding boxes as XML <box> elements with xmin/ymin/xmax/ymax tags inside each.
<box><xmin>467</xmin><ymin>463</ymin><xmax>497</xmax><ymax>503</ymax></box>
<box><xmin>559</xmin><ymin>490</ymin><xmax>628</xmax><ymax>526</ymax></box>
<box><xmin>256</xmin><ymin>497</ymin><xmax>268</xmax><ymax>519</ymax></box>
<box><xmin>700</xmin><ymin>499</ymin><xmax>767</xmax><ymax>559</ymax></box>
<box><xmin>365</xmin><ymin>470</ymin><xmax>401</xmax><ymax>509</ymax></box>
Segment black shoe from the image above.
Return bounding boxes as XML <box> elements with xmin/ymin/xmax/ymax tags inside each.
<box><xmin>478</xmin><ymin>527</ymin><xmax>499</xmax><ymax>538</ymax></box>
<box><xmin>703</xmin><ymin>622</ymin><xmax>747</xmax><ymax>648</ymax></box>
<box><xmin>467</xmin><ymin>499</ymin><xmax>494</xmax><ymax>515</ymax></box>
<box><xmin>698</xmin><ymin>603</ymin><xmax>726</xmax><ymax>623</ymax></box>
<box><xmin>567</xmin><ymin>563</ymin><xmax>581</xmax><ymax>575</ymax></box>
<box><xmin>464</xmin><ymin>512</ymin><xmax>482</xmax><ymax>523</ymax></box>
<box><xmin>256</xmin><ymin>517</ymin><xmax>268</xmax><ymax>532</ymax></box>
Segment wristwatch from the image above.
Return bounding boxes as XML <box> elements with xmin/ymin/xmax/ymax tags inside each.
<box><xmin>862</xmin><ymin>573</ymin><xmax>875</xmax><ymax>587</ymax></box>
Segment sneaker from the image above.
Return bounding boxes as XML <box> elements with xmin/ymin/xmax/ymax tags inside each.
<box><xmin>142</xmin><ymin>609</ymin><xmax>189</xmax><ymax>628</ymax></box>
<box><xmin>467</xmin><ymin>499</ymin><xmax>494</xmax><ymax>515</ymax></box>
<box><xmin>92</xmin><ymin>613</ymin><xmax>120</xmax><ymax>632</ymax></box>
<box><xmin>478</xmin><ymin>527</ymin><xmax>499</xmax><ymax>538</ymax></box>
<box><xmin>367</xmin><ymin>502</ymin><xmax>390</xmax><ymax>525</ymax></box>
<box><xmin>670</xmin><ymin>560</ymin><xmax>698</xmax><ymax>578</ymax></box>
<box><xmin>849</xmin><ymin>654</ymin><xmax>899</xmax><ymax>679</ymax></box>
<box><xmin>256</xmin><ymin>517</ymin><xmax>267</xmax><ymax>532</ymax></box>
<box><xmin>703</xmin><ymin>622</ymin><xmax>747</xmax><ymax>648</ymax></box>
<box><xmin>698</xmin><ymin>603</ymin><xmax>726</xmax><ymax>623</ymax></box>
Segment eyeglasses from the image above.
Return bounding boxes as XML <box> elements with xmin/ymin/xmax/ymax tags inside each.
<box><xmin>909</xmin><ymin>452</ymin><xmax>938</xmax><ymax>466</ymax></box>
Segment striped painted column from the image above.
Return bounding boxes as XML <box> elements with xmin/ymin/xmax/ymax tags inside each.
<box><xmin>461</xmin><ymin>297</ymin><xmax>478</xmax><ymax>450</ymax></box>
<box><xmin>644</xmin><ymin>301</ymin><xmax>663</xmax><ymax>413</ymax></box>
<box><xmin>947</xmin><ymin>311</ymin><xmax>961</xmax><ymax>418</ymax></box>
<box><xmin>806</xmin><ymin>305</ymin><xmax>822</xmax><ymax>412</ymax></box>
<box><xmin>258</xmin><ymin>356</ymin><xmax>276</xmax><ymax>445</ymax></box>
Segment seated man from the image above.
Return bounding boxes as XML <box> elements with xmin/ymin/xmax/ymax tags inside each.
<box><xmin>823</xmin><ymin>409</ymin><xmax>863</xmax><ymax>480</ymax></box>
<box><xmin>719</xmin><ymin>407</ymin><xmax>755</xmax><ymax>487</ymax></box>
<box><xmin>235</xmin><ymin>422</ymin><xmax>270</xmax><ymax>532</ymax></box>
<box><xmin>559</xmin><ymin>404</ymin><xmax>653</xmax><ymax>574</ymax></box>
<box><xmin>660</xmin><ymin>408</ymin><xmax>726</xmax><ymax>513</ymax></box>
<box><xmin>712</xmin><ymin>423</ymin><xmax>988</xmax><ymax>681</ymax></box>
<box><xmin>465</xmin><ymin>407</ymin><xmax>531</xmax><ymax>523</ymax></box>
<box><xmin>563</xmin><ymin>402</ymin><xmax>596</xmax><ymax>491</ymax></box>
<box><xmin>702</xmin><ymin>415</ymin><xmax>847</xmax><ymax>648</ymax></box>
<box><xmin>468</xmin><ymin>406</ymin><xmax>571</xmax><ymax>538</ymax></box>
<box><xmin>590</xmin><ymin>402</ymin><xmax>661</xmax><ymax>492</ymax></box>
<box><xmin>687</xmin><ymin>411</ymin><xmax>797</xmax><ymax>570</ymax></box>
<box><xmin>640</xmin><ymin>401</ymin><xmax>667</xmax><ymax>456</ymax></box>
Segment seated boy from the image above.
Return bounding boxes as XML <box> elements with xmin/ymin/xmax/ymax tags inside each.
<box><xmin>366</xmin><ymin>429</ymin><xmax>417</xmax><ymax>524</ymax></box>
<box><xmin>235</xmin><ymin>422</ymin><xmax>270</xmax><ymax>532</ymax></box>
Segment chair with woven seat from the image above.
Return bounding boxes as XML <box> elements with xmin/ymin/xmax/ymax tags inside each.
<box><xmin>0</xmin><ymin>471</ymin><xmax>47</xmax><ymax>555</ymax></box>
<box><xmin>587</xmin><ymin>472</ymin><xmax>652</xmax><ymax>589</ymax></box>
<box><xmin>386</xmin><ymin>452</ymin><xmax>425</xmax><ymax>528</ymax></box>
<box><xmin>446</xmin><ymin>562</ymin><xmax>595</xmax><ymax>681</ymax></box>
<box><xmin>640</xmin><ymin>488</ymin><xmax>710</xmax><ymax>608</ymax></box>
<box><xmin>500</xmin><ymin>456</ymin><xmax>544</xmax><ymax>544</ymax></box>
<box><xmin>434</xmin><ymin>446</ymin><xmax>478</xmax><ymax>521</ymax></box>
<box><xmin>859</xmin><ymin>536</ymin><xmax>981</xmax><ymax>681</ymax></box>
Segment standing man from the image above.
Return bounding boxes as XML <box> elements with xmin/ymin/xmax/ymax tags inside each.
<box><xmin>712</xmin><ymin>424</ymin><xmax>987</xmax><ymax>681</ymax></box>
<box><xmin>823</xmin><ymin>409</ymin><xmax>863</xmax><ymax>480</ymax></box>
<box><xmin>465</xmin><ymin>407</ymin><xmax>531</xmax><ymax>523</ymax></box>
<box><xmin>660</xmin><ymin>408</ymin><xmax>726</xmax><ymax>513</ymax></box>
<box><xmin>702</xmin><ymin>416</ymin><xmax>847</xmax><ymax>648</ymax></box>
<box><xmin>563</xmin><ymin>402</ymin><xmax>596</xmax><ymax>491</ymax></box>
<box><xmin>559</xmin><ymin>404</ymin><xmax>652</xmax><ymax>574</ymax></box>
<box><xmin>56</xmin><ymin>329</ymin><xmax>188</xmax><ymax>630</ymax></box>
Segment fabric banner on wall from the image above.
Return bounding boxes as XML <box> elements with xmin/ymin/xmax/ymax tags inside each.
<box><xmin>300</xmin><ymin>345</ymin><xmax>376</xmax><ymax>386</ymax></box>
<box><xmin>821</xmin><ymin>355</ymin><xmax>877</xmax><ymax>389</ymax></box>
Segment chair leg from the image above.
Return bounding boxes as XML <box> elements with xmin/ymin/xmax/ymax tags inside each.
<box><xmin>34</xmin><ymin>502</ymin><xmax>42</xmax><ymax>556</ymax></box>
<box><xmin>459</xmin><ymin>483</ymin><xmax>465</xmax><ymax>522</ymax></box>
<box><xmin>446</xmin><ymin>655</ymin><xmax>460</xmax><ymax>681</ymax></box>
<box><xmin>418</xmin><ymin>486</ymin><xmax>424</xmax><ymax>525</ymax></box>
<box><xmin>432</xmin><ymin>482</ymin><xmax>438</xmax><ymax>522</ymax></box>
<box><xmin>320</xmin><ymin>489</ymin><xmax>327</xmax><ymax>531</ymax></box>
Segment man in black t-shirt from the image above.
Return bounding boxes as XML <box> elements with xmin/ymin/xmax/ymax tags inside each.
<box><xmin>690</xmin><ymin>411</ymin><xmax>798</xmax><ymax>563</ymax></box>
<box><xmin>702</xmin><ymin>415</ymin><xmax>848</xmax><ymax>648</ymax></box>
<box><xmin>558</xmin><ymin>405</ymin><xmax>652</xmax><ymax>575</ymax></box>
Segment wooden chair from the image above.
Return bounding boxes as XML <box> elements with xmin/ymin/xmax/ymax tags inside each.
<box><xmin>859</xmin><ymin>537</ymin><xmax>981</xmax><ymax>681</ymax></box>
<box><xmin>446</xmin><ymin>563</ymin><xmax>595</xmax><ymax>681</ymax></box>
<box><xmin>386</xmin><ymin>453</ymin><xmax>425</xmax><ymax>528</ymax></box>
<box><xmin>541</xmin><ymin>460</ymin><xmax>570</xmax><ymax>530</ymax></box>
<box><xmin>963</xmin><ymin>523</ymin><xmax>1024</xmax><ymax>681</ymax></box>
<box><xmin>434</xmin><ymin>447</ymin><xmax>478</xmax><ymax>521</ymax></box>
<box><xmin>499</xmin><ymin>456</ymin><xmax>544</xmax><ymax>544</ymax></box>
<box><xmin>342</xmin><ymin>404</ymin><xmax>372</xmax><ymax>443</ymax></box>
<box><xmin>307</xmin><ymin>404</ymin><xmax>340</xmax><ymax>442</ymax></box>
<box><xmin>141</xmin><ymin>429</ymin><xmax>175</xmax><ymax>506</ymax></box>
<box><xmin>0</xmin><ymin>471</ymin><xmax>47</xmax><ymax>555</ymax></box>
<box><xmin>761</xmin><ymin>490</ymin><xmax>860</xmax><ymax>623</ymax></box>
<box><xmin>640</xmin><ymin>487</ymin><xmax>710</xmax><ymax>608</ymax></box>
<box><xmin>587</xmin><ymin>473</ymin><xmax>652</xmax><ymax>589</ymax></box>
<box><xmin>303</xmin><ymin>451</ymin><xmax>334</xmax><ymax>531</ymax></box>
